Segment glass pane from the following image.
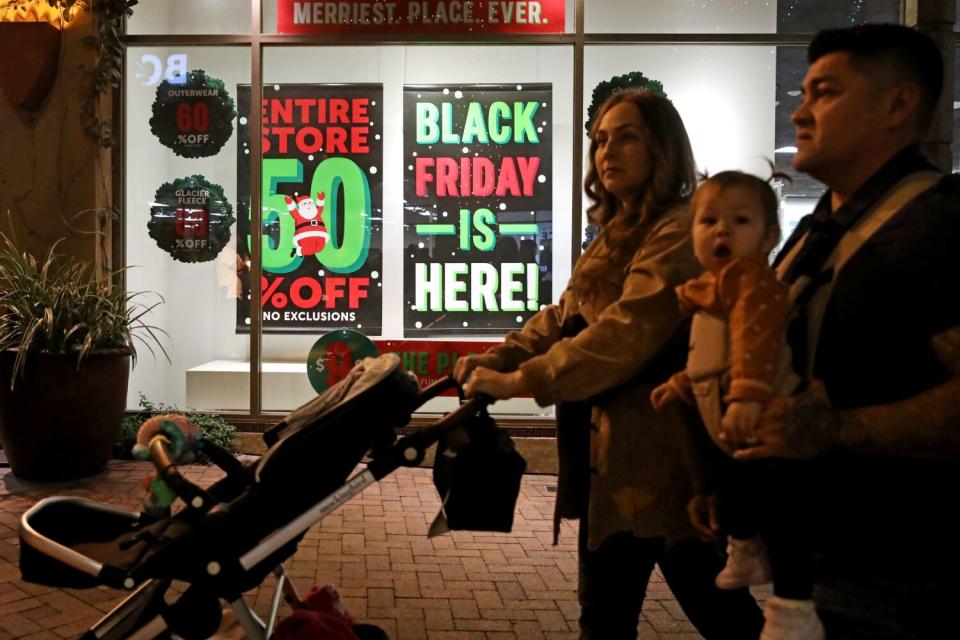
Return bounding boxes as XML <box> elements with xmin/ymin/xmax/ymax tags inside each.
<box><xmin>127</xmin><ymin>0</ymin><xmax>251</xmax><ymax>35</ymax></box>
<box><xmin>126</xmin><ymin>46</ymin><xmax>252</xmax><ymax>412</ymax></box>
<box><xmin>583</xmin><ymin>45</ymin><xmax>821</xmax><ymax>253</ymax></box>
<box><xmin>773</xmin><ymin>46</ymin><xmax>821</xmax><ymax>245</ymax></box>
<box><xmin>778</xmin><ymin>0</ymin><xmax>900</xmax><ymax>32</ymax></box>
<box><xmin>251</xmin><ymin>45</ymin><xmax>573</xmax><ymax>415</ymax></box>
<box><xmin>955</xmin><ymin>46</ymin><xmax>960</xmax><ymax>170</ymax></box>
<box><xmin>262</xmin><ymin>0</ymin><xmax>575</xmax><ymax>34</ymax></box>
<box><xmin>774</xmin><ymin>47</ymin><xmax>822</xmax><ymax>196</ymax></box>
<box><xmin>585</xmin><ymin>0</ymin><xmax>901</xmax><ymax>34</ymax></box>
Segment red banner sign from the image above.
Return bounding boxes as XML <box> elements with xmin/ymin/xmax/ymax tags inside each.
<box><xmin>278</xmin><ymin>1</ymin><xmax>564</xmax><ymax>35</ymax></box>
<box><xmin>374</xmin><ymin>340</ymin><xmax>501</xmax><ymax>394</ymax></box>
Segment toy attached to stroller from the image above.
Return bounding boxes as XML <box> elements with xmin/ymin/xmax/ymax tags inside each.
<box><xmin>18</xmin><ymin>354</ymin><xmax>525</xmax><ymax>639</ymax></box>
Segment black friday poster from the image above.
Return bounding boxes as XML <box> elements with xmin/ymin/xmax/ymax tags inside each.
<box><xmin>402</xmin><ymin>84</ymin><xmax>552</xmax><ymax>337</ymax></box>
<box><xmin>236</xmin><ymin>84</ymin><xmax>383</xmax><ymax>334</ymax></box>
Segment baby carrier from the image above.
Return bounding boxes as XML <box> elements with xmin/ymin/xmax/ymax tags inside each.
<box><xmin>18</xmin><ymin>354</ymin><xmax>525</xmax><ymax>639</ymax></box>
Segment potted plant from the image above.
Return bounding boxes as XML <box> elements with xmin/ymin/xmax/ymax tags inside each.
<box><xmin>0</xmin><ymin>235</ymin><xmax>164</xmax><ymax>480</ymax></box>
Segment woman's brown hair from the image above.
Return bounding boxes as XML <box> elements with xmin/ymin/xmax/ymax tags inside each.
<box><xmin>583</xmin><ymin>90</ymin><xmax>696</xmax><ymax>265</ymax></box>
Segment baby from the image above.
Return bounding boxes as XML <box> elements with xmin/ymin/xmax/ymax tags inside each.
<box><xmin>652</xmin><ymin>171</ymin><xmax>822</xmax><ymax>640</ymax></box>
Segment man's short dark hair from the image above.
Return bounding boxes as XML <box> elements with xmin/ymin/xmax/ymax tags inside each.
<box><xmin>809</xmin><ymin>24</ymin><xmax>943</xmax><ymax>131</ymax></box>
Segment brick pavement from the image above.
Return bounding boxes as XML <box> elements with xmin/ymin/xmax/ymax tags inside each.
<box><xmin>0</xmin><ymin>461</ymin><xmax>717</xmax><ymax>639</ymax></box>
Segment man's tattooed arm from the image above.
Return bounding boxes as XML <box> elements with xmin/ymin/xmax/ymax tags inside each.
<box><xmin>737</xmin><ymin>325</ymin><xmax>960</xmax><ymax>460</ymax></box>
<box><xmin>837</xmin><ymin>324</ymin><xmax>960</xmax><ymax>456</ymax></box>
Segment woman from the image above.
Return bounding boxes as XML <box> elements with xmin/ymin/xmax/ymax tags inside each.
<box><xmin>455</xmin><ymin>91</ymin><xmax>763</xmax><ymax>639</ymax></box>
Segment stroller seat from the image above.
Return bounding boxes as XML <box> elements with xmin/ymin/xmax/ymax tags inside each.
<box><xmin>21</xmin><ymin>496</ymin><xmax>188</xmax><ymax>590</ymax></box>
<box><xmin>20</xmin><ymin>354</ymin><xmax>421</xmax><ymax>638</ymax></box>
<box><xmin>18</xmin><ymin>353</ymin><xmax>525</xmax><ymax>640</ymax></box>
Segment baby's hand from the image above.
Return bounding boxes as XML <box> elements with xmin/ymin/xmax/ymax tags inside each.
<box><xmin>720</xmin><ymin>401</ymin><xmax>763</xmax><ymax>448</ymax></box>
<box><xmin>650</xmin><ymin>383</ymin><xmax>679</xmax><ymax>411</ymax></box>
<box><xmin>675</xmin><ymin>284</ymin><xmax>697</xmax><ymax>315</ymax></box>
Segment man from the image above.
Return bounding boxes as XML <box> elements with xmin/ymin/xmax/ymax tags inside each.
<box><xmin>730</xmin><ymin>24</ymin><xmax>960</xmax><ymax>638</ymax></box>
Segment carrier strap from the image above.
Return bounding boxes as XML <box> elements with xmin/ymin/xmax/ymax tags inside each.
<box><xmin>776</xmin><ymin>170</ymin><xmax>941</xmax><ymax>380</ymax></box>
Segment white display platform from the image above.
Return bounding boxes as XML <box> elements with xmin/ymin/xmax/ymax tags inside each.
<box><xmin>186</xmin><ymin>360</ymin><xmax>552</xmax><ymax>416</ymax></box>
<box><xmin>186</xmin><ymin>360</ymin><xmax>311</xmax><ymax>411</ymax></box>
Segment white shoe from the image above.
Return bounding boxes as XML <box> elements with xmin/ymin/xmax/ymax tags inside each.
<box><xmin>759</xmin><ymin>596</ymin><xmax>825</xmax><ymax>640</ymax></box>
<box><xmin>715</xmin><ymin>536</ymin><xmax>772</xmax><ymax>589</ymax></box>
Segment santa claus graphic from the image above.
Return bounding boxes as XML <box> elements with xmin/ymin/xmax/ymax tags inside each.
<box><xmin>284</xmin><ymin>192</ymin><xmax>329</xmax><ymax>258</ymax></box>
<box><xmin>323</xmin><ymin>340</ymin><xmax>355</xmax><ymax>388</ymax></box>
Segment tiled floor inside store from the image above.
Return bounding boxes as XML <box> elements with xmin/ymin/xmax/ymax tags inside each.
<box><xmin>0</xmin><ymin>460</ymin><xmax>712</xmax><ymax>639</ymax></box>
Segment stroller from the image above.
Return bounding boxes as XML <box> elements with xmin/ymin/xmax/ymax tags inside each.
<box><xmin>18</xmin><ymin>354</ymin><xmax>525</xmax><ymax>639</ymax></box>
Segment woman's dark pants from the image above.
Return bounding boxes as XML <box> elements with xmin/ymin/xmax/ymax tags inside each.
<box><xmin>577</xmin><ymin>521</ymin><xmax>763</xmax><ymax>640</ymax></box>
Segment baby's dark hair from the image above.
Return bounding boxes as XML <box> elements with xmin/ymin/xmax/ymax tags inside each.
<box><xmin>692</xmin><ymin>169</ymin><xmax>789</xmax><ymax>245</ymax></box>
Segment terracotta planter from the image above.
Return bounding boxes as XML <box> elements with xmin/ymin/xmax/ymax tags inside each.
<box><xmin>0</xmin><ymin>349</ymin><xmax>130</xmax><ymax>481</ymax></box>
<box><xmin>0</xmin><ymin>22</ymin><xmax>61</xmax><ymax>110</ymax></box>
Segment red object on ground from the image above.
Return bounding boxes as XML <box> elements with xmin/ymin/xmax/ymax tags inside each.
<box><xmin>273</xmin><ymin>585</ymin><xmax>358</xmax><ymax>640</ymax></box>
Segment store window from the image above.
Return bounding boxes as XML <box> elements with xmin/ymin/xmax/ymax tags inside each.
<box><xmin>773</xmin><ymin>45</ymin><xmax>823</xmax><ymax>243</ymax></box>
<box><xmin>252</xmin><ymin>46</ymin><xmax>573</xmax><ymax>414</ymax></box>
<box><xmin>582</xmin><ymin>44</ymin><xmax>815</xmax><ymax>252</ymax></box>
<box><xmin>585</xmin><ymin>0</ymin><xmax>901</xmax><ymax>34</ymax></box>
<box><xmin>124</xmin><ymin>1</ymin><xmax>916</xmax><ymax>418</ymax></box>
<box><xmin>776</xmin><ymin>0</ymin><xmax>900</xmax><ymax>32</ymax></box>
<box><xmin>126</xmin><ymin>46</ymin><xmax>252</xmax><ymax>411</ymax></box>
<box><xmin>127</xmin><ymin>0</ymin><xmax>251</xmax><ymax>35</ymax></box>
<box><xmin>954</xmin><ymin>46</ymin><xmax>960</xmax><ymax>171</ymax></box>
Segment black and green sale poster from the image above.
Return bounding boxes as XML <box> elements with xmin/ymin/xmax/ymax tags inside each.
<box><xmin>403</xmin><ymin>84</ymin><xmax>553</xmax><ymax>337</ymax></box>
<box><xmin>236</xmin><ymin>84</ymin><xmax>383</xmax><ymax>334</ymax></box>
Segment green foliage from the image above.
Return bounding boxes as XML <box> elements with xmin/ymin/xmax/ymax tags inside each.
<box><xmin>87</xmin><ymin>0</ymin><xmax>139</xmax><ymax>147</ymax></box>
<box><xmin>0</xmin><ymin>235</ymin><xmax>167</xmax><ymax>387</ymax></box>
<box><xmin>115</xmin><ymin>393</ymin><xmax>237</xmax><ymax>464</ymax></box>
<box><xmin>585</xmin><ymin>71</ymin><xmax>668</xmax><ymax>134</ymax></box>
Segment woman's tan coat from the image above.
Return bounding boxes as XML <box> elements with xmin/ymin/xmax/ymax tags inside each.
<box><xmin>489</xmin><ymin>205</ymin><xmax>708</xmax><ymax>549</ymax></box>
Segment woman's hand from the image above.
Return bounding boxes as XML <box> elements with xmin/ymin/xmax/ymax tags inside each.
<box><xmin>453</xmin><ymin>353</ymin><xmax>504</xmax><ymax>384</ymax></box>
<box><xmin>463</xmin><ymin>368</ymin><xmax>528</xmax><ymax>399</ymax></box>
<box><xmin>687</xmin><ymin>494</ymin><xmax>721</xmax><ymax>541</ymax></box>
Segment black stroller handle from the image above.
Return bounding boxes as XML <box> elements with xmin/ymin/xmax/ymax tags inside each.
<box><xmin>417</xmin><ymin>374</ymin><xmax>495</xmax><ymax>408</ymax></box>
<box><xmin>418</xmin><ymin>375</ymin><xmax>460</xmax><ymax>403</ymax></box>
<box><xmin>427</xmin><ymin>393</ymin><xmax>493</xmax><ymax>431</ymax></box>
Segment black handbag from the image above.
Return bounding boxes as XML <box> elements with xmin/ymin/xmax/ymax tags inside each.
<box><xmin>430</xmin><ymin>407</ymin><xmax>527</xmax><ymax>534</ymax></box>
